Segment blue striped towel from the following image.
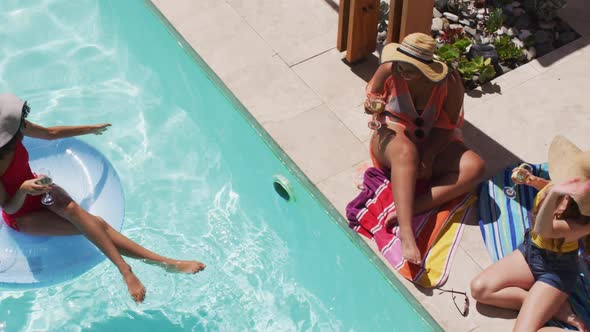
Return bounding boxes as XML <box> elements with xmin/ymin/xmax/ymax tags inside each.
<box><xmin>478</xmin><ymin>163</ymin><xmax>589</xmax><ymax>328</ymax></box>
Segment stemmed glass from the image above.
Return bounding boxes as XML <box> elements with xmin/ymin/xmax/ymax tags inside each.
<box><xmin>504</xmin><ymin>163</ymin><xmax>534</xmax><ymax>199</ymax></box>
<box><xmin>36</xmin><ymin>168</ymin><xmax>55</xmax><ymax>206</ymax></box>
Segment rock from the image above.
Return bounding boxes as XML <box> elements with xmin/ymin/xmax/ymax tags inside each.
<box><xmin>503</xmin><ymin>4</ymin><xmax>515</xmax><ymax>15</ymax></box>
<box><xmin>535</xmin><ymin>30</ymin><xmax>554</xmax><ymax>44</ymax></box>
<box><xmin>459</xmin><ymin>19</ymin><xmax>472</xmax><ymax>26</ymax></box>
<box><xmin>377</xmin><ymin>31</ymin><xmax>387</xmax><ymax>42</ymax></box>
<box><xmin>443</xmin><ymin>12</ymin><xmax>459</xmax><ymax>22</ymax></box>
<box><xmin>507</xmin><ymin>27</ymin><xmax>517</xmax><ymax>37</ymax></box>
<box><xmin>464</xmin><ymin>26</ymin><xmax>477</xmax><ymax>37</ymax></box>
<box><xmin>496</xmin><ymin>28</ymin><xmax>504</xmax><ymax>36</ymax></box>
<box><xmin>538</xmin><ymin>20</ymin><xmax>556</xmax><ymax>30</ymax></box>
<box><xmin>469</xmin><ymin>43</ymin><xmax>499</xmax><ymax>64</ymax></box>
<box><xmin>477</xmin><ymin>8</ymin><xmax>485</xmax><ymax>14</ymax></box>
<box><xmin>512</xmin><ymin>8</ymin><xmax>526</xmax><ymax>16</ymax></box>
<box><xmin>519</xmin><ymin>29</ymin><xmax>532</xmax><ymax>40</ymax></box>
<box><xmin>558</xmin><ymin>31</ymin><xmax>577</xmax><ymax>45</ymax></box>
<box><xmin>512</xmin><ymin>37</ymin><xmax>525</xmax><ymax>48</ymax></box>
<box><xmin>461</xmin><ymin>8</ymin><xmax>477</xmax><ymax>19</ymax></box>
<box><xmin>515</xmin><ymin>14</ymin><xmax>532</xmax><ymax>29</ymax></box>
<box><xmin>476</xmin><ymin>13</ymin><xmax>485</xmax><ymax>20</ymax></box>
<box><xmin>525</xmin><ymin>46</ymin><xmax>536</xmax><ymax>61</ymax></box>
<box><xmin>536</xmin><ymin>42</ymin><xmax>555</xmax><ymax>57</ymax></box>
<box><xmin>433</xmin><ymin>7</ymin><xmax>443</xmax><ymax>18</ymax></box>
<box><xmin>442</xmin><ymin>18</ymin><xmax>450</xmax><ymax>29</ymax></box>
<box><xmin>434</xmin><ymin>0</ymin><xmax>448</xmax><ymax>12</ymax></box>
<box><xmin>555</xmin><ymin>20</ymin><xmax>572</xmax><ymax>33</ymax></box>
<box><xmin>449</xmin><ymin>23</ymin><xmax>463</xmax><ymax>30</ymax></box>
<box><xmin>499</xmin><ymin>64</ymin><xmax>513</xmax><ymax>75</ymax></box>
<box><xmin>480</xmin><ymin>36</ymin><xmax>491</xmax><ymax>44</ymax></box>
<box><xmin>432</xmin><ymin>18</ymin><xmax>444</xmax><ymax>31</ymax></box>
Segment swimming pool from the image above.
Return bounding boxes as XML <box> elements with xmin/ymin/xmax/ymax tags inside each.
<box><xmin>0</xmin><ymin>0</ymin><xmax>441</xmax><ymax>330</ymax></box>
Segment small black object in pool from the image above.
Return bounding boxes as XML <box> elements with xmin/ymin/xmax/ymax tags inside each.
<box><xmin>273</xmin><ymin>180</ymin><xmax>291</xmax><ymax>201</ymax></box>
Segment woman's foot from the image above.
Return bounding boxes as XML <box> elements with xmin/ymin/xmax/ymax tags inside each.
<box><xmin>123</xmin><ymin>271</ymin><xmax>146</xmax><ymax>304</ymax></box>
<box><xmin>554</xmin><ymin>302</ymin><xmax>587</xmax><ymax>332</ymax></box>
<box><xmin>166</xmin><ymin>260</ymin><xmax>206</xmax><ymax>274</ymax></box>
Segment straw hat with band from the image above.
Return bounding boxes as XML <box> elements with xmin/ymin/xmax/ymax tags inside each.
<box><xmin>548</xmin><ymin>135</ymin><xmax>590</xmax><ymax>216</ymax></box>
<box><xmin>381</xmin><ymin>32</ymin><xmax>448</xmax><ymax>83</ymax></box>
<box><xmin>0</xmin><ymin>93</ymin><xmax>27</xmax><ymax>147</ymax></box>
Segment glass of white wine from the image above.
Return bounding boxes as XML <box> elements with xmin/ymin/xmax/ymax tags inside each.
<box><xmin>36</xmin><ymin>168</ymin><xmax>55</xmax><ymax>206</ymax></box>
<box><xmin>503</xmin><ymin>163</ymin><xmax>533</xmax><ymax>199</ymax></box>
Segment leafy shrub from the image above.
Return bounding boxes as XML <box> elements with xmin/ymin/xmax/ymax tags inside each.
<box><xmin>494</xmin><ymin>35</ymin><xmax>524</xmax><ymax>62</ymax></box>
<box><xmin>486</xmin><ymin>8</ymin><xmax>504</xmax><ymax>33</ymax></box>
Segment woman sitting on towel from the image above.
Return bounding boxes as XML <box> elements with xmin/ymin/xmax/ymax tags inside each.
<box><xmin>0</xmin><ymin>93</ymin><xmax>205</xmax><ymax>303</ymax></box>
<box><xmin>364</xmin><ymin>33</ymin><xmax>485</xmax><ymax>265</ymax></box>
<box><xmin>471</xmin><ymin>135</ymin><xmax>590</xmax><ymax>332</ymax></box>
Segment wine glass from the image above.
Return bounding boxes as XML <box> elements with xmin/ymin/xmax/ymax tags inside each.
<box><xmin>503</xmin><ymin>163</ymin><xmax>534</xmax><ymax>199</ymax></box>
<box><xmin>36</xmin><ymin>168</ymin><xmax>55</xmax><ymax>206</ymax></box>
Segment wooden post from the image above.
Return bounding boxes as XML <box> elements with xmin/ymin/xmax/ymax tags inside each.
<box><xmin>337</xmin><ymin>0</ymin><xmax>351</xmax><ymax>51</ymax></box>
<box><xmin>399</xmin><ymin>0</ymin><xmax>435</xmax><ymax>39</ymax></box>
<box><xmin>386</xmin><ymin>0</ymin><xmax>403</xmax><ymax>43</ymax></box>
<box><xmin>387</xmin><ymin>0</ymin><xmax>434</xmax><ymax>43</ymax></box>
<box><xmin>345</xmin><ymin>0</ymin><xmax>379</xmax><ymax>63</ymax></box>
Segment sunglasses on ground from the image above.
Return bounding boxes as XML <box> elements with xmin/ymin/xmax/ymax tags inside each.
<box><xmin>438</xmin><ymin>288</ymin><xmax>470</xmax><ymax>317</ymax></box>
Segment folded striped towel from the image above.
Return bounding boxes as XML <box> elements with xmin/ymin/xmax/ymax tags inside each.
<box><xmin>346</xmin><ymin>167</ymin><xmax>475</xmax><ymax>288</ymax></box>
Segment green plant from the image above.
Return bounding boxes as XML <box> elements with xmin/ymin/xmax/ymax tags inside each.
<box><xmin>436</xmin><ymin>44</ymin><xmax>460</xmax><ymax>64</ymax></box>
<box><xmin>486</xmin><ymin>8</ymin><xmax>504</xmax><ymax>33</ymax></box>
<box><xmin>494</xmin><ymin>35</ymin><xmax>524</xmax><ymax>62</ymax></box>
<box><xmin>458</xmin><ymin>56</ymin><xmax>497</xmax><ymax>83</ymax></box>
<box><xmin>472</xmin><ymin>56</ymin><xmax>497</xmax><ymax>82</ymax></box>
<box><xmin>453</xmin><ymin>37</ymin><xmax>472</xmax><ymax>54</ymax></box>
<box><xmin>458</xmin><ymin>59</ymin><xmax>478</xmax><ymax>80</ymax></box>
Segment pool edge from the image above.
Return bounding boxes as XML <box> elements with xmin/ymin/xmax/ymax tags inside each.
<box><xmin>142</xmin><ymin>1</ymin><xmax>443</xmax><ymax>330</ymax></box>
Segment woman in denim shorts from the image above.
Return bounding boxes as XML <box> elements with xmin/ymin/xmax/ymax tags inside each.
<box><xmin>471</xmin><ymin>135</ymin><xmax>590</xmax><ymax>332</ymax></box>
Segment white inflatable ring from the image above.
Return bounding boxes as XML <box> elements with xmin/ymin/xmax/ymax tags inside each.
<box><xmin>0</xmin><ymin>137</ymin><xmax>124</xmax><ymax>289</ymax></box>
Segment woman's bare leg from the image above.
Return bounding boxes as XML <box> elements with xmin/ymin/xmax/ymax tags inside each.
<box><xmin>413</xmin><ymin>142</ymin><xmax>485</xmax><ymax>215</ymax></box>
<box><xmin>470</xmin><ymin>250</ymin><xmax>535</xmax><ymax>310</ymax></box>
<box><xmin>17</xmin><ymin>208</ymin><xmax>205</xmax><ymax>273</ymax></box>
<box><xmin>513</xmin><ymin>282</ymin><xmax>569</xmax><ymax>332</ymax></box>
<box><xmin>16</xmin><ymin>188</ymin><xmax>204</xmax><ymax>302</ymax></box>
<box><xmin>374</xmin><ymin>127</ymin><xmax>421</xmax><ymax>264</ymax></box>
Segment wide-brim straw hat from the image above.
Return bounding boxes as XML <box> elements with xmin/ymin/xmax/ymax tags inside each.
<box><xmin>548</xmin><ymin>135</ymin><xmax>590</xmax><ymax>216</ymax></box>
<box><xmin>381</xmin><ymin>32</ymin><xmax>448</xmax><ymax>82</ymax></box>
<box><xmin>0</xmin><ymin>93</ymin><xmax>26</xmax><ymax>147</ymax></box>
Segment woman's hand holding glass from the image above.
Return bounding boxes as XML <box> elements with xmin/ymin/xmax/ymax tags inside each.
<box><xmin>20</xmin><ymin>177</ymin><xmax>51</xmax><ymax>196</ymax></box>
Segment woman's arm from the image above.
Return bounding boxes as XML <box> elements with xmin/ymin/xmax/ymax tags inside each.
<box><xmin>534</xmin><ymin>179</ymin><xmax>590</xmax><ymax>239</ymax></box>
<box><xmin>0</xmin><ymin>179</ymin><xmax>50</xmax><ymax>214</ymax></box>
<box><xmin>366</xmin><ymin>62</ymin><xmax>393</xmax><ymax>95</ymax></box>
<box><xmin>22</xmin><ymin>120</ymin><xmax>111</xmax><ymax>140</ymax></box>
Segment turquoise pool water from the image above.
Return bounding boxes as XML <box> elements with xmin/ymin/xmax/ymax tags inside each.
<box><xmin>0</xmin><ymin>0</ymin><xmax>440</xmax><ymax>331</ymax></box>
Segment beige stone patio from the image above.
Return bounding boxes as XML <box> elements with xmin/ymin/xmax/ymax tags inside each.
<box><xmin>150</xmin><ymin>0</ymin><xmax>589</xmax><ymax>330</ymax></box>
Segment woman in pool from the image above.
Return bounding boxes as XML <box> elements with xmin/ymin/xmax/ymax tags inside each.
<box><xmin>470</xmin><ymin>136</ymin><xmax>590</xmax><ymax>332</ymax></box>
<box><xmin>0</xmin><ymin>93</ymin><xmax>205</xmax><ymax>303</ymax></box>
<box><xmin>364</xmin><ymin>33</ymin><xmax>485</xmax><ymax>265</ymax></box>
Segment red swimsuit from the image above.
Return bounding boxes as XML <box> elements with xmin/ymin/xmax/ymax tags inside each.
<box><xmin>1</xmin><ymin>139</ymin><xmax>43</xmax><ymax>231</ymax></box>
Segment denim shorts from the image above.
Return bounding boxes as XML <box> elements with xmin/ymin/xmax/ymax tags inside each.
<box><xmin>517</xmin><ymin>232</ymin><xmax>579</xmax><ymax>294</ymax></box>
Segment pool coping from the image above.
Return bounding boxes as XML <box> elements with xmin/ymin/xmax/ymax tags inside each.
<box><xmin>143</xmin><ymin>0</ymin><xmax>443</xmax><ymax>330</ymax></box>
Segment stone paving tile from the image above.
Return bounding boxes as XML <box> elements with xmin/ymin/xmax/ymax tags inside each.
<box><xmin>161</xmin><ymin>2</ymin><xmax>275</xmax><ymax>81</ymax></box>
<box><xmin>317</xmin><ymin>159</ymin><xmax>372</xmax><ymax>216</ymax></box>
<box><xmin>264</xmin><ymin>104</ymin><xmax>367</xmax><ymax>183</ymax></box>
<box><xmin>224</xmin><ymin>54</ymin><xmax>323</xmax><ymax>123</ymax></box>
<box><xmin>225</xmin><ymin>0</ymin><xmax>338</xmax><ymax>66</ymax></box>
